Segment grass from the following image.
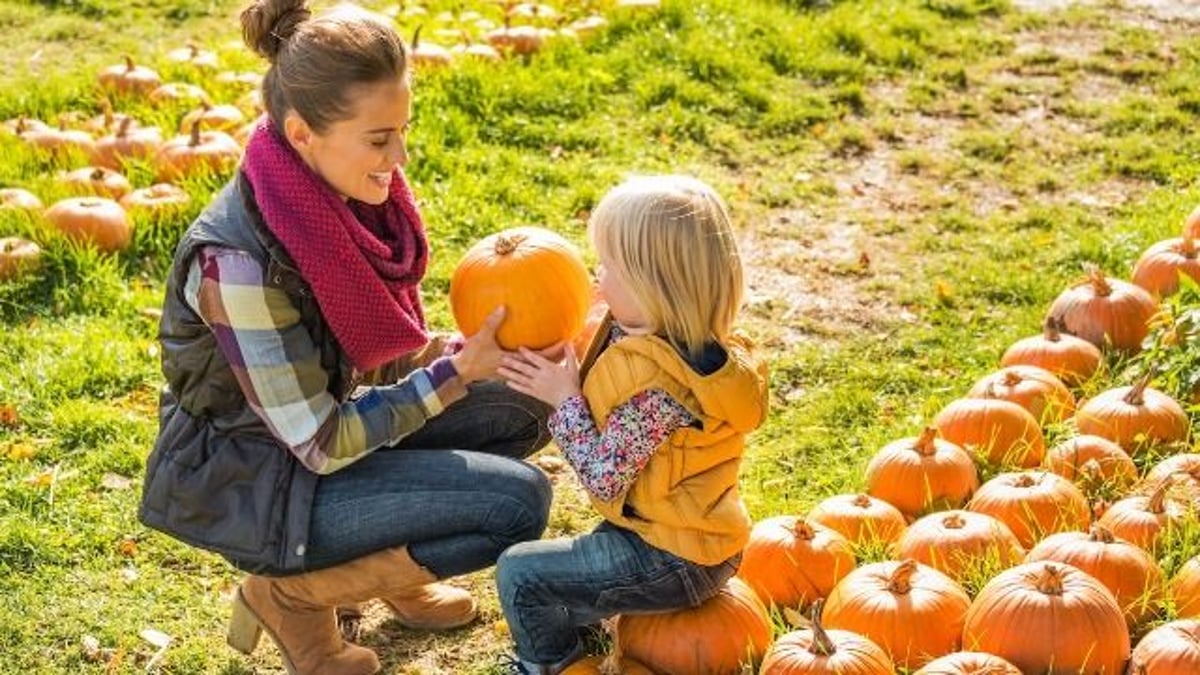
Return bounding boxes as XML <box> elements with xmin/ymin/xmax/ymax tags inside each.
<box><xmin>0</xmin><ymin>0</ymin><xmax>1198</xmax><ymax>672</ymax></box>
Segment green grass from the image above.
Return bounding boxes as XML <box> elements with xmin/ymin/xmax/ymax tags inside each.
<box><xmin>1</xmin><ymin>0</ymin><xmax>1199</xmax><ymax>672</ymax></box>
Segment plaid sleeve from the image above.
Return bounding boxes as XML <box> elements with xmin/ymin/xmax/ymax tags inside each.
<box><xmin>185</xmin><ymin>246</ymin><xmax>468</xmax><ymax>474</ymax></box>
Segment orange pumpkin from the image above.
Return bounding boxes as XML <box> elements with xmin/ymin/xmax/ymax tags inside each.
<box><xmin>559</xmin><ymin>655</ymin><xmax>654</xmax><ymax>675</ymax></box>
<box><xmin>617</xmin><ymin>576</ymin><xmax>772</xmax><ymax>675</ymax></box>
<box><xmin>411</xmin><ymin>26</ymin><xmax>454</xmax><ymax>68</ymax></box>
<box><xmin>932</xmin><ymin>397</ymin><xmax>1045</xmax><ymax>468</ymax></box>
<box><xmin>1074</xmin><ymin>376</ymin><xmax>1189</xmax><ymax>455</ymax></box>
<box><xmin>0</xmin><ymin>187</ymin><xmax>43</xmax><ymax>212</ymax></box>
<box><xmin>2</xmin><ymin>116</ymin><xmax>50</xmax><ymax>137</ymax></box>
<box><xmin>450</xmin><ymin>226</ymin><xmax>591</xmax><ymax>350</ymax></box>
<box><xmin>0</xmin><ymin>237</ymin><xmax>42</xmax><ymax>281</ymax></box>
<box><xmin>98</xmin><ymin>56</ymin><xmax>161</xmax><ymax>95</ymax></box>
<box><xmin>485</xmin><ymin>23</ymin><xmax>546</xmax><ymax>55</ymax></box>
<box><xmin>823</xmin><ymin>559</ymin><xmax>970</xmax><ymax>670</ymax></box>
<box><xmin>148</xmin><ymin>82</ymin><xmax>210</xmax><ymax>106</ymax></box>
<box><xmin>911</xmin><ymin>651</ymin><xmax>1021</xmax><ymax>674</ymax></box>
<box><xmin>1144</xmin><ymin>454</ymin><xmax>1200</xmax><ymax>502</ymax></box>
<box><xmin>120</xmin><ymin>183</ymin><xmax>190</xmax><ymax>215</ymax></box>
<box><xmin>180</xmin><ymin>102</ymin><xmax>246</xmax><ymax>134</ymax></box>
<box><xmin>154</xmin><ymin>122</ymin><xmax>242</xmax><ymax>182</ymax></box>
<box><xmin>571</xmin><ymin>288</ymin><xmax>609</xmax><ymax>358</ymax></box>
<box><xmin>966</xmin><ymin>365</ymin><xmax>1075</xmax><ymax>425</ymax></box>
<box><xmin>1127</xmin><ymin>619</ymin><xmax>1200</xmax><ymax>674</ymax></box>
<box><xmin>60</xmin><ymin>167</ymin><xmax>132</xmax><ymax>200</ymax></box>
<box><xmin>166</xmin><ymin>42</ymin><xmax>219</xmax><ymax>70</ymax></box>
<box><xmin>1169</xmin><ymin>557</ymin><xmax>1200</xmax><ymax>619</ymax></box>
<box><xmin>807</xmin><ymin>493</ymin><xmax>907</xmax><ymax>545</ymax></box>
<box><xmin>21</xmin><ymin>125</ymin><xmax>95</xmax><ymax>158</ymax></box>
<box><xmin>43</xmin><ymin>197</ymin><xmax>131</xmax><ymax>253</ymax></box>
<box><xmin>1000</xmin><ymin>316</ymin><xmax>1103</xmax><ymax>387</ymax></box>
<box><xmin>1132</xmin><ymin>234</ymin><xmax>1200</xmax><ymax>298</ymax></box>
<box><xmin>1024</xmin><ymin>525</ymin><xmax>1164</xmax><ymax>628</ymax></box>
<box><xmin>864</xmin><ymin>426</ymin><xmax>979</xmax><ymax>518</ymax></box>
<box><xmin>1043</xmin><ymin>434</ymin><xmax>1137</xmax><ymax>488</ymax></box>
<box><xmin>1048</xmin><ymin>263</ymin><xmax>1158</xmax><ymax>353</ymax></box>
<box><xmin>90</xmin><ymin>118</ymin><xmax>163</xmax><ymax>169</ymax></box>
<box><xmin>966</xmin><ymin>471</ymin><xmax>1089</xmax><ymax>548</ymax></box>
<box><xmin>1098</xmin><ymin>478</ymin><xmax>1188</xmax><ymax>551</ymax></box>
<box><xmin>962</xmin><ymin>562</ymin><xmax>1130</xmax><ymax>674</ymax></box>
<box><xmin>736</xmin><ymin>516</ymin><xmax>856</xmax><ymax>612</ymax></box>
<box><xmin>760</xmin><ymin>601</ymin><xmax>894</xmax><ymax>675</ymax></box>
<box><xmin>894</xmin><ymin>510</ymin><xmax>1025</xmax><ymax>582</ymax></box>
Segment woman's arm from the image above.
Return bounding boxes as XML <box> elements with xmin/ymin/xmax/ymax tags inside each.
<box><xmin>186</xmin><ymin>245</ymin><xmax>467</xmax><ymax>474</ymax></box>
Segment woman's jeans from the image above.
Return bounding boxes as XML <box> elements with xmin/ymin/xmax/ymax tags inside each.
<box><xmin>303</xmin><ymin>380</ymin><xmax>554</xmax><ymax>578</ymax></box>
<box><xmin>495</xmin><ymin>521</ymin><xmax>741</xmax><ymax>666</ymax></box>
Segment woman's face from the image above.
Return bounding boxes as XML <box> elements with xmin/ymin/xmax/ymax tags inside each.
<box><xmin>287</xmin><ymin>77</ymin><xmax>412</xmax><ymax>205</ymax></box>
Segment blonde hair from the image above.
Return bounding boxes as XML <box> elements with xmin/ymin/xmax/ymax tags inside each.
<box><xmin>241</xmin><ymin>0</ymin><xmax>408</xmax><ymax>133</ymax></box>
<box><xmin>588</xmin><ymin>175</ymin><xmax>743</xmax><ymax>357</ymax></box>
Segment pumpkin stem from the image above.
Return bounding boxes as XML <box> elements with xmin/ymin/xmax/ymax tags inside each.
<box><xmin>942</xmin><ymin>513</ymin><xmax>966</xmax><ymax>530</ymax></box>
<box><xmin>1088</xmin><ymin>523</ymin><xmax>1115</xmax><ymax>544</ymax></box>
<box><xmin>852</xmin><ymin>493</ymin><xmax>872</xmax><ymax>509</ymax></box>
<box><xmin>913</xmin><ymin>427</ymin><xmax>939</xmax><ymax>456</ymax></box>
<box><xmin>188</xmin><ymin>120</ymin><xmax>203</xmax><ymax>147</ymax></box>
<box><xmin>1042</xmin><ymin>315</ymin><xmax>1062</xmax><ymax>342</ymax></box>
<box><xmin>807</xmin><ymin>599</ymin><xmax>837</xmax><ymax>657</ymax></box>
<box><xmin>888</xmin><ymin>559</ymin><xmax>919</xmax><ymax>594</ymax></box>
<box><xmin>1079</xmin><ymin>458</ymin><xmax>1102</xmax><ymax>486</ymax></box>
<box><xmin>493</xmin><ymin>233</ymin><xmax>523</xmax><ymax>256</ymax></box>
<box><xmin>1182</xmin><ymin>235</ymin><xmax>1196</xmax><ymax>259</ymax></box>
<box><xmin>1001</xmin><ymin>370</ymin><xmax>1023</xmax><ymax>387</ymax></box>
<box><xmin>1083</xmin><ymin>263</ymin><xmax>1112</xmax><ymax>297</ymax></box>
<box><xmin>1034</xmin><ymin>563</ymin><xmax>1066</xmax><ymax>595</ymax></box>
<box><xmin>122</xmin><ymin>55</ymin><xmax>135</xmax><ymax>72</ymax></box>
<box><xmin>90</xmin><ymin>168</ymin><xmax>106</xmax><ymax>181</ymax></box>
<box><xmin>792</xmin><ymin>519</ymin><xmax>817</xmax><ymax>542</ymax></box>
<box><xmin>1013</xmin><ymin>473</ymin><xmax>1037</xmax><ymax>488</ymax></box>
<box><xmin>117</xmin><ymin>116</ymin><xmax>133</xmax><ymax>137</ymax></box>
<box><xmin>412</xmin><ymin>25</ymin><xmax>423</xmax><ymax>49</ymax></box>
<box><xmin>1148</xmin><ymin>476</ymin><xmax>1174</xmax><ymax>514</ymax></box>
<box><xmin>1123</xmin><ymin>374</ymin><xmax>1152</xmax><ymax>407</ymax></box>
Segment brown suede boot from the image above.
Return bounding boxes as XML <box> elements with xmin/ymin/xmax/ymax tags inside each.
<box><xmin>375</xmin><ymin>547</ymin><xmax>478</xmax><ymax>630</ymax></box>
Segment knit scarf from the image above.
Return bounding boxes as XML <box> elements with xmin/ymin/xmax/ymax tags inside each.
<box><xmin>241</xmin><ymin>120</ymin><xmax>429</xmax><ymax>372</ymax></box>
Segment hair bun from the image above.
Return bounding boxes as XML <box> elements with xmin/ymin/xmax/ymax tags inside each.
<box><xmin>241</xmin><ymin>0</ymin><xmax>311</xmax><ymax>61</ymax></box>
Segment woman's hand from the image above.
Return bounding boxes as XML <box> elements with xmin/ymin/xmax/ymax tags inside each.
<box><xmin>449</xmin><ymin>306</ymin><xmax>508</xmax><ymax>384</ymax></box>
<box><xmin>499</xmin><ymin>343</ymin><xmax>581</xmax><ymax>408</ymax></box>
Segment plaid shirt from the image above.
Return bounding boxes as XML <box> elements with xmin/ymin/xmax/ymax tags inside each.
<box><xmin>184</xmin><ymin>245</ymin><xmax>467</xmax><ymax>475</ymax></box>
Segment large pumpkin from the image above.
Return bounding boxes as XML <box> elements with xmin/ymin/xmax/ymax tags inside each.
<box><xmin>154</xmin><ymin>121</ymin><xmax>242</xmax><ymax>182</ymax></box>
<box><xmin>864</xmin><ymin>426</ymin><xmax>979</xmax><ymax>518</ymax></box>
<box><xmin>759</xmin><ymin>601</ymin><xmax>894</xmax><ymax>675</ymax></box>
<box><xmin>966</xmin><ymin>365</ymin><xmax>1075</xmax><ymax>425</ymax></box>
<box><xmin>1074</xmin><ymin>376</ymin><xmax>1189</xmax><ymax>455</ymax></box>
<box><xmin>1000</xmin><ymin>316</ymin><xmax>1103</xmax><ymax>387</ymax></box>
<box><xmin>450</xmin><ymin>226</ymin><xmax>592</xmax><ymax>350</ymax></box>
<box><xmin>893</xmin><ymin>510</ymin><xmax>1025</xmax><ymax>583</ymax></box>
<box><xmin>1098</xmin><ymin>478</ymin><xmax>1188</xmax><ymax>551</ymax></box>
<box><xmin>1170</xmin><ymin>558</ymin><xmax>1200</xmax><ymax>619</ymax></box>
<box><xmin>736</xmin><ymin>516</ymin><xmax>856</xmax><ymax>612</ymax></box>
<box><xmin>1043</xmin><ymin>434</ymin><xmax>1137</xmax><ymax>489</ymax></box>
<box><xmin>966</xmin><ymin>471</ymin><xmax>1089</xmax><ymax>548</ymax></box>
<box><xmin>43</xmin><ymin>197</ymin><xmax>131</xmax><ymax>253</ymax></box>
<box><xmin>617</xmin><ymin>576</ymin><xmax>772</xmax><ymax>675</ymax></box>
<box><xmin>932</xmin><ymin>397</ymin><xmax>1045</xmax><ymax>468</ymax></box>
<box><xmin>1047</xmin><ymin>264</ymin><xmax>1158</xmax><ymax>354</ymax></box>
<box><xmin>1132</xmin><ymin>233</ymin><xmax>1200</xmax><ymax>298</ymax></box>
<box><xmin>1127</xmin><ymin>619</ymin><xmax>1200</xmax><ymax>674</ymax></box>
<box><xmin>560</xmin><ymin>655</ymin><xmax>654</xmax><ymax>675</ymax></box>
<box><xmin>807</xmin><ymin>494</ymin><xmax>907</xmax><ymax>545</ymax></box>
<box><xmin>911</xmin><ymin>651</ymin><xmax>1021</xmax><ymax>674</ymax></box>
<box><xmin>962</xmin><ymin>562</ymin><xmax>1130</xmax><ymax>674</ymax></box>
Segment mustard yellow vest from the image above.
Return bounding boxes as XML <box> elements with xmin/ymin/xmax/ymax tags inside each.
<box><xmin>580</xmin><ymin>327</ymin><xmax>769</xmax><ymax>565</ymax></box>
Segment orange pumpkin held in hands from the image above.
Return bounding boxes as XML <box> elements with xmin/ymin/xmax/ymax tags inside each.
<box><xmin>0</xmin><ymin>237</ymin><xmax>42</xmax><ymax>281</ymax></box>
<box><xmin>450</xmin><ymin>226</ymin><xmax>591</xmax><ymax>350</ymax></box>
<box><xmin>43</xmin><ymin>197</ymin><xmax>132</xmax><ymax>253</ymax></box>
<box><xmin>1001</xmin><ymin>316</ymin><xmax>1102</xmax><ymax>387</ymax></box>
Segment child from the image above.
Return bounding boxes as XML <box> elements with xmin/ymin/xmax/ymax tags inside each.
<box><xmin>496</xmin><ymin>174</ymin><xmax>769</xmax><ymax>674</ymax></box>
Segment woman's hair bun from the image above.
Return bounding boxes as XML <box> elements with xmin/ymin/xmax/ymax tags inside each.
<box><xmin>241</xmin><ymin>0</ymin><xmax>311</xmax><ymax>61</ymax></box>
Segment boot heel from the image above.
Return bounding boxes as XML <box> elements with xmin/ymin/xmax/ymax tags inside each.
<box><xmin>226</xmin><ymin>591</ymin><xmax>263</xmax><ymax>654</ymax></box>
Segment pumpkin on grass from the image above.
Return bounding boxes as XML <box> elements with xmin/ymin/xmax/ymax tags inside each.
<box><xmin>1132</xmin><ymin>233</ymin><xmax>1200</xmax><ymax>298</ymax></box>
<box><xmin>864</xmin><ymin>426</ymin><xmax>979</xmax><ymax>518</ymax></box>
<box><xmin>966</xmin><ymin>471</ymin><xmax>1089</xmax><ymax>548</ymax></box>
<box><xmin>98</xmin><ymin>55</ymin><xmax>161</xmax><ymax>95</ymax></box>
<box><xmin>962</xmin><ymin>562</ymin><xmax>1130</xmax><ymax>674</ymax></box>
<box><xmin>60</xmin><ymin>167</ymin><xmax>132</xmax><ymax>200</ymax></box>
<box><xmin>966</xmin><ymin>366</ymin><xmax>1075</xmax><ymax>425</ymax></box>
<box><xmin>1043</xmin><ymin>434</ymin><xmax>1137</xmax><ymax>488</ymax></box>
<box><xmin>450</xmin><ymin>226</ymin><xmax>591</xmax><ymax>350</ymax></box>
<box><xmin>1074</xmin><ymin>375</ymin><xmax>1189</xmax><ymax>455</ymax></box>
<box><xmin>154</xmin><ymin>121</ymin><xmax>242</xmax><ymax>182</ymax></box>
<box><xmin>1127</xmin><ymin>619</ymin><xmax>1200</xmax><ymax>674</ymax></box>
<box><xmin>759</xmin><ymin>600</ymin><xmax>894</xmax><ymax>675</ymax></box>
<box><xmin>1170</xmin><ymin>557</ymin><xmax>1200</xmax><ymax>619</ymax></box>
<box><xmin>894</xmin><ymin>510</ymin><xmax>1025</xmax><ymax>583</ymax></box>
<box><xmin>807</xmin><ymin>493</ymin><xmax>907</xmax><ymax>545</ymax></box>
<box><xmin>932</xmin><ymin>397</ymin><xmax>1045</xmax><ymax>468</ymax></box>
<box><xmin>90</xmin><ymin>117</ymin><xmax>163</xmax><ymax>169</ymax></box>
<box><xmin>559</xmin><ymin>655</ymin><xmax>654</xmax><ymax>675</ymax></box>
<box><xmin>736</xmin><ymin>516</ymin><xmax>856</xmax><ymax>612</ymax></box>
<box><xmin>120</xmin><ymin>183</ymin><xmax>191</xmax><ymax>215</ymax></box>
<box><xmin>1144</xmin><ymin>454</ymin><xmax>1200</xmax><ymax>504</ymax></box>
<box><xmin>43</xmin><ymin>197</ymin><xmax>131</xmax><ymax>253</ymax></box>
<box><xmin>0</xmin><ymin>237</ymin><xmax>42</xmax><ymax>281</ymax></box>
<box><xmin>1098</xmin><ymin>478</ymin><xmax>1188</xmax><ymax>551</ymax></box>
<box><xmin>1048</xmin><ymin>263</ymin><xmax>1158</xmax><ymax>354</ymax></box>
<box><xmin>1001</xmin><ymin>316</ymin><xmax>1102</xmax><ymax>387</ymax></box>
<box><xmin>617</xmin><ymin>576</ymin><xmax>772</xmax><ymax>675</ymax></box>
<box><xmin>0</xmin><ymin>187</ymin><xmax>43</xmax><ymax>212</ymax></box>
<box><xmin>911</xmin><ymin>651</ymin><xmax>1021</xmax><ymax>674</ymax></box>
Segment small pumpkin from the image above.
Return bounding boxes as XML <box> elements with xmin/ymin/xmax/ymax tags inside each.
<box><xmin>60</xmin><ymin>167</ymin><xmax>132</xmax><ymax>200</ymax></box>
<box><xmin>807</xmin><ymin>493</ymin><xmax>907</xmax><ymax>545</ymax></box>
<box><xmin>966</xmin><ymin>365</ymin><xmax>1075</xmax><ymax>425</ymax></box>
<box><xmin>411</xmin><ymin>26</ymin><xmax>454</xmax><ymax>68</ymax></box>
<box><xmin>736</xmin><ymin>516</ymin><xmax>856</xmax><ymax>612</ymax></box>
<box><xmin>759</xmin><ymin>600</ymin><xmax>894</xmax><ymax>675</ymax></box>
<box><xmin>894</xmin><ymin>510</ymin><xmax>1025</xmax><ymax>583</ymax></box>
<box><xmin>1048</xmin><ymin>263</ymin><xmax>1158</xmax><ymax>353</ymax></box>
<box><xmin>2</xmin><ymin>116</ymin><xmax>50</xmax><ymax>137</ymax></box>
<box><xmin>966</xmin><ymin>471</ymin><xmax>1089</xmax><ymax>548</ymax></box>
<box><xmin>1127</xmin><ymin>619</ymin><xmax>1200</xmax><ymax>674</ymax></box>
<box><xmin>1170</xmin><ymin>557</ymin><xmax>1200</xmax><ymax>619</ymax></box>
<box><xmin>1043</xmin><ymin>434</ymin><xmax>1137</xmax><ymax>488</ymax></box>
<box><xmin>98</xmin><ymin>55</ymin><xmax>162</xmax><ymax>95</ymax></box>
<box><xmin>1132</xmin><ymin>233</ymin><xmax>1200</xmax><ymax>298</ymax></box>
<box><xmin>120</xmin><ymin>183</ymin><xmax>191</xmax><ymax>215</ymax></box>
<box><xmin>911</xmin><ymin>651</ymin><xmax>1021</xmax><ymax>674</ymax></box>
<box><xmin>864</xmin><ymin>426</ymin><xmax>979</xmax><ymax>518</ymax></box>
<box><xmin>1074</xmin><ymin>375</ymin><xmax>1189</xmax><ymax>455</ymax></box>
<box><xmin>21</xmin><ymin>125</ymin><xmax>96</xmax><ymax>158</ymax></box>
<box><xmin>90</xmin><ymin>117</ymin><xmax>163</xmax><ymax>169</ymax></box>
<box><xmin>0</xmin><ymin>187</ymin><xmax>44</xmax><ymax>212</ymax></box>
<box><xmin>43</xmin><ymin>197</ymin><xmax>132</xmax><ymax>253</ymax></box>
<box><xmin>0</xmin><ymin>237</ymin><xmax>42</xmax><ymax>281</ymax></box>
<box><xmin>148</xmin><ymin>82</ymin><xmax>210</xmax><ymax>106</ymax></box>
<box><xmin>449</xmin><ymin>226</ymin><xmax>592</xmax><ymax>350</ymax></box>
<box><xmin>154</xmin><ymin>122</ymin><xmax>242</xmax><ymax>182</ymax></box>
<box><xmin>932</xmin><ymin>397</ymin><xmax>1045</xmax><ymax>468</ymax></box>
<box><xmin>180</xmin><ymin>102</ymin><xmax>246</xmax><ymax>134</ymax></box>
<box><xmin>1098</xmin><ymin>477</ymin><xmax>1188</xmax><ymax>551</ymax></box>
<box><xmin>166</xmin><ymin>42</ymin><xmax>219</xmax><ymax>70</ymax></box>
<box><xmin>485</xmin><ymin>21</ymin><xmax>545</xmax><ymax>55</ymax></box>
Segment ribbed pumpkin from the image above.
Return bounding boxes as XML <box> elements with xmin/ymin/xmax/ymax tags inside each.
<box><xmin>1127</xmin><ymin>619</ymin><xmax>1200</xmax><ymax>674</ymax></box>
<box><xmin>966</xmin><ymin>471</ymin><xmax>1090</xmax><ymax>548</ymax></box>
<box><xmin>1000</xmin><ymin>316</ymin><xmax>1102</xmax><ymax>387</ymax></box>
<box><xmin>1024</xmin><ymin>524</ymin><xmax>1164</xmax><ymax>627</ymax></box>
<box><xmin>1144</xmin><ymin>454</ymin><xmax>1200</xmax><ymax>504</ymax></box>
<box><xmin>894</xmin><ymin>510</ymin><xmax>1025</xmax><ymax>582</ymax></box>
<box><xmin>1048</xmin><ymin>264</ymin><xmax>1158</xmax><ymax>354</ymax></box>
<box><xmin>559</xmin><ymin>655</ymin><xmax>655</xmax><ymax>675</ymax></box>
<box><xmin>966</xmin><ymin>366</ymin><xmax>1075</xmax><ymax>425</ymax></box>
<box><xmin>759</xmin><ymin>601</ymin><xmax>894</xmax><ymax>675</ymax></box>
<box><xmin>1097</xmin><ymin>478</ymin><xmax>1188</xmax><ymax>551</ymax></box>
<box><xmin>43</xmin><ymin>197</ymin><xmax>131</xmax><ymax>253</ymax></box>
<box><xmin>737</xmin><ymin>516</ymin><xmax>856</xmax><ymax>611</ymax></box>
<box><xmin>822</xmin><ymin>559</ymin><xmax>970</xmax><ymax>670</ymax></box>
<box><xmin>1074</xmin><ymin>376</ymin><xmax>1189</xmax><ymax>454</ymax></box>
<box><xmin>1043</xmin><ymin>434</ymin><xmax>1137</xmax><ymax>488</ymax></box>
<box><xmin>864</xmin><ymin>427</ymin><xmax>979</xmax><ymax>518</ymax></box>
<box><xmin>1132</xmin><ymin>233</ymin><xmax>1200</xmax><ymax>298</ymax></box>
<box><xmin>89</xmin><ymin>117</ymin><xmax>162</xmax><ymax>169</ymax></box>
<box><xmin>932</xmin><ymin>397</ymin><xmax>1045</xmax><ymax>468</ymax></box>
<box><xmin>617</xmin><ymin>576</ymin><xmax>772</xmax><ymax>675</ymax></box>
<box><xmin>962</xmin><ymin>562</ymin><xmax>1130</xmax><ymax>673</ymax></box>
<box><xmin>154</xmin><ymin>121</ymin><xmax>241</xmax><ymax>182</ymax></box>
<box><xmin>1170</xmin><ymin>557</ymin><xmax>1200</xmax><ymax>619</ymax></box>
<box><xmin>450</xmin><ymin>226</ymin><xmax>592</xmax><ymax>350</ymax></box>
<box><xmin>911</xmin><ymin>651</ymin><xmax>1021</xmax><ymax>674</ymax></box>
<box><xmin>807</xmin><ymin>494</ymin><xmax>907</xmax><ymax>545</ymax></box>
<box><xmin>60</xmin><ymin>167</ymin><xmax>132</xmax><ymax>200</ymax></box>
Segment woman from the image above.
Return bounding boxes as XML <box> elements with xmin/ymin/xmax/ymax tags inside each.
<box><xmin>138</xmin><ymin>1</ymin><xmax>554</xmax><ymax>673</ymax></box>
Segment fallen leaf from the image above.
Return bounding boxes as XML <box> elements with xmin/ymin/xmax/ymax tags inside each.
<box><xmin>782</xmin><ymin>606</ymin><xmax>810</xmax><ymax>629</ymax></box>
<box><xmin>5</xmin><ymin>441</ymin><xmax>35</xmax><ymax>461</ymax></box>
<box><xmin>81</xmin><ymin>635</ymin><xmax>102</xmax><ymax>661</ymax></box>
<box><xmin>118</xmin><ymin>538</ymin><xmax>138</xmax><ymax>557</ymax></box>
<box><xmin>0</xmin><ymin>404</ymin><xmax>18</xmax><ymax>428</ymax></box>
<box><xmin>100</xmin><ymin>473</ymin><xmax>134</xmax><ymax>491</ymax></box>
<box><xmin>139</xmin><ymin>628</ymin><xmax>172</xmax><ymax>649</ymax></box>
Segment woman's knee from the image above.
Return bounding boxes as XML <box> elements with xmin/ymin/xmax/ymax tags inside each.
<box><xmin>507</xmin><ymin>463</ymin><xmax>552</xmax><ymax>542</ymax></box>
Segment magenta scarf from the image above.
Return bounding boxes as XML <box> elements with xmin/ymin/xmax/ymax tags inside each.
<box><xmin>241</xmin><ymin>119</ymin><xmax>429</xmax><ymax>371</ymax></box>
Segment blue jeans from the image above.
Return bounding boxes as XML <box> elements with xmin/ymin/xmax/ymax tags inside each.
<box><xmin>495</xmin><ymin>521</ymin><xmax>741</xmax><ymax>667</ymax></box>
<box><xmin>304</xmin><ymin>381</ymin><xmax>554</xmax><ymax>578</ymax></box>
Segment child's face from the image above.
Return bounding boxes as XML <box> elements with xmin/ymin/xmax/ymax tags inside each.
<box><xmin>287</xmin><ymin>77</ymin><xmax>412</xmax><ymax>205</ymax></box>
<box><xmin>596</xmin><ymin>256</ymin><xmax>650</xmax><ymax>334</ymax></box>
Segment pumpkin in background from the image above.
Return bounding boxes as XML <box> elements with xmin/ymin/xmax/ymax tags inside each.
<box><xmin>1047</xmin><ymin>263</ymin><xmax>1158</xmax><ymax>354</ymax></box>
<box><xmin>59</xmin><ymin>167</ymin><xmax>132</xmax><ymax>200</ymax></box>
<box><xmin>0</xmin><ymin>187</ymin><xmax>43</xmax><ymax>212</ymax></box>
<box><xmin>894</xmin><ymin>510</ymin><xmax>1025</xmax><ymax>583</ymax></box>
<box><xmin>1024</xmin><ymin>525</ymin><xmax>1164</xmax><ymax>628</ymax></box>
<box><xmin>120</xmin><ymin>183</ymin><xmax>191</xmax><ymax>216</ymax></box>
<box><xmin>736</xmin><ymin>516</ymin><xmax>856</xmax><ymax>612</ymax></box>
<box><xmin>180</xmin><ymin>101</ymin><xmax>246</xmax><ymax>134</ymax></box>
<box><xmin>1144</xmin><ymin>454</ymin><xmax>1200</xmax><ymax>504</ymax></box>
<box><xmin>97</xmin><ymin>55</ymin><xmax>161</xmax><ymax>95</ymax></box>
<box><xmin>559</xmin><ymin>655</ymin><xmax>654</xmax><ymax>675</ymax></box>
<box><xmin>932</xmin><ymin>397</ymin><xmax>1045</xmax><ymax>468</ymax></box>
<box><xmin>166</xmin><ymin>42</ymin><xmax>219</xmax><ymax>70</ymax></box>
<box><xmin>966</xmin><ymin>471</ymin><xmax>1089</xmax><ymax>549</ymax></box>
<box><xmin>1074</xmin><ymin>376</ymin><xmax>1189</xmax><ymax>455</ymax></box>
<box><xmin>807</xmin><ymin>493</ymin><xmax>907</xmax><ymax>546</ymax></box>
<box><xmin>1099</xmin><ymin>478</ymin><xmax>1189</xmax><ymax>551</ymax></box>
<box><xmin>822</xmin><ymin>559</ymin><xmax>970</xmax><ymax>670</ymax></box>
<box><xmin>966</xmin><ymin>365</ymin><xmax>1075</xmax><ymax>425</ymax></box>
<box><xmin>1000</xmin><ymin>316</ymin><xmax>1102</xmax><ymax>387</ymax></box>
<box><xmin>911</xmin><ymin>651</ymin><xmax>1021</xmax><ymax>674</ymax></box>
<box><xmin>0</xmin><ymin>237</ymin><xmax>42</xmax><ymax>281</ymax></box>
<box><xmin>90</xmin><ymin>117</ymin><xmax>163</xmax><ymax>169</ymax></box>
<box><xmin>411</xmin><ymin>26</ymin><xmax>454</xmax><ymax>68</ymax></box>
<box><xmin>1127</xmin><ymin>619</ymin><xmax>1200</xmax><ymax>674</ymax></box>
<box><xmin>1132</xmin><ymin>233</ymin><xmax>1200</xmax><ymax>298</ymax></box>
<box><xmin>485</xmin><ymin>22</ymin><xmax>545</xmax><ymax>55</ymax></box>
<box><xmin>148</xmin><ymin>82</ymin><xmax>210</xmax><ymax>106</ymax></box>
<box><xmin>1170</xmin><ymin>557</ymin><xmax>1200</xmax><ymax>619</ymax></box>
<box><xmin>864</xmin><ymin>426</ymin><xmax>979</xmax><ymax>518</ymax></box>
<box><xmin>21</xmin><ymin>125</ymin><xmax>95</xmax><ymax>158</ymax></box>
<box><xmin>154</xmin><ymin>122</ymin><xmax>242</xmax><ymax>182</ymax></box>
<box><xmin>759</xmin><ymin>600</ymin><xmax>894</xmax><ymax>675</ymax></box>
<box><xmin>962</xmin><ymin>562</ymin><xmax>1130</xmax><ymax>674</ymax></box>
<box><xmin>1043</xmin><ymin>434</ymin><xmax>1137</xmax><ymax>489</ymax></box>
<box><xmin>617</xmin><ymin>576</ymin><xmax>772</xmax><ymax>675</ymax></box>
<box><xmin>450</xmin><ymin>226</ymin><xmax>591</xmax><ymax>350</ymax></box>
<box><xmin>43</xmin><ymin>197</ymin><xmax>131</xmax><ymax>253</ymax></box>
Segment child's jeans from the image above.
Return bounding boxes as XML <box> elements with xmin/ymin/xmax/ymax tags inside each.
<box><xmin>495</xmin><ymin>520</ymin><xmax>741</xmax><ymax>668</ymax></box>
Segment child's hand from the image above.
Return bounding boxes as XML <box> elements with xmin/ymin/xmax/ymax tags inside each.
<box><xmin>499</xmin><ymin>343</ymin><xmax>581</xmax><ymax>408</ymax></box>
